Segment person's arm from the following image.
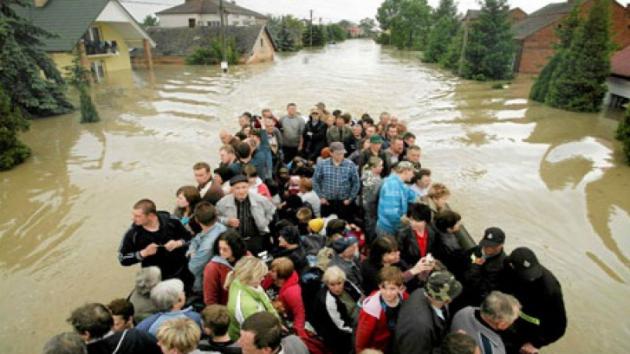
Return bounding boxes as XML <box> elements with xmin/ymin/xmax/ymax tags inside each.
<box><xmin>203</xmin><ymin>263</ymin><xmax>219</xmax><ymax>305</ymax></box>
<box><xmin>283</xmin><ymin>287</ymin><xmax>307</xmax><ymax>338</ymax></box>
<box><xmin>274</xmin><ymin>128</ymin><xmax>283</xmax><ymax>147</ymax></box>
<box><xmin>355</xmin><ymin>310</ymin><xmax>377</xmax><ymax>353</ymax></box>
<box><xmin>118</xmin><ymin>228</ymin><xmax>142</xmax><ymax>266</ymax></box>
<box><xmin>312</xmin><ymin>163</ymin><xmax>323</xmax><ymax>197</ymax></box>
<box><xmin>188</xmin><ymin>238</ymin><xmax>212</xmax><ymax>279</ymax></box>
<box><xmin>325</xmin><ymin>292</ymin><xmax>353</xmax><ymax>333</ymax></box>
<box><xmin>532</xmin><ymin>287</ymin><xmax>567</xmax><ymax>348</ymax></box>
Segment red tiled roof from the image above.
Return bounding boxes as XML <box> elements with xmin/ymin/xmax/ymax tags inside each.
<box><xmin>611</xmin><ymin>46</ymin><xmax>630</xmax><ymax>78</ymax></box>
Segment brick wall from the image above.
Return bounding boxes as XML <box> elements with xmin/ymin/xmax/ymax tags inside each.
<box><xmin>517</xmin><ymin>0</ymin><xmax>630</xmax><ymax>74</ymax></box>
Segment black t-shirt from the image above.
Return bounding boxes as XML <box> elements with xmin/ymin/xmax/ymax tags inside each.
<box><xmin>87</xmin><ymin>329</ymin><xmax>161</xmax><ymax>354</ymax></box>
<box><xmin>198</xmin><ymin>339</ymin><xmax>242</xmax><ymax>354</ymax></box>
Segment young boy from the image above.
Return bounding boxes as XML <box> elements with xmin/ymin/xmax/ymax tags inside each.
<box><xmin>198</xmin><ymin>305</ymin><xmax>241</xmax><ymax>354</ymax></box>
<box><xmin>355</xmin><ymin>266</ymin><xmax>408</xmax><ymax>354</ymax></box>
<box><xmin>108</xmin><ymin>298</ymin><xmax>135</xmax><ymax>331</ymax></box>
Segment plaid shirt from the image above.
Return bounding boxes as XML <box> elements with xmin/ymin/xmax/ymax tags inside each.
<box><xmin>312</xmin><ymin>158</ymin><xmax>360</xmax><ymax>201</ymax></box>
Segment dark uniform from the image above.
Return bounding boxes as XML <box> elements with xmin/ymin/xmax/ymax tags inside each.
<box><xmin>500</xmin><ymin>247</ymin><xmax>567</xmax><ymax>353</ymax></box>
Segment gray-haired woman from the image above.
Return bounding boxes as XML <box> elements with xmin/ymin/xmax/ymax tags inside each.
<box><xmin>128</xmin><ymin>266</ymin><xmax>161</xmax><ymax>323</ymax></box>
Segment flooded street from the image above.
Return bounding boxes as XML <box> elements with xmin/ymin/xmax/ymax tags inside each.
<box><xmin>1</xmin><ymin>39</ymin><xmax>629</xmax><ymax>353</ymax></box>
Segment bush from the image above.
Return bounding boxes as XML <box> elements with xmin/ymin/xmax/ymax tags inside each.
<box><xmin>616</xmin><ymin>105</ymin><xmax>630</xmax><ymax>164</ymax></box>
<box><xmin>0</xmin><ymin>86</ymin><xmax>31</xmax><ymax>170</ymax></box>
<box><xmin>186</xmin><ymin>38</ymin><xmax>240</xmax><ymax>65</ymax></box>
<box><xmin>79</xmin><ymin>87</ymin><xmax>100</xmax><ymax>123</ymax></box>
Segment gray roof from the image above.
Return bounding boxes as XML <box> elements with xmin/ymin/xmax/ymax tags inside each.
<box><xmin>156</xmin><ymin>0</ymin><xmax>267</xmax><ymax>19</ymax></box>
<box><xmin>13</xmin><ymin>0</ymin><xmax>110</xmax><ymax>52</ymax></box>
<box><xmin>512</xmin><ymin>1</ymin><xmax>575</xmax><ymax>40</ymax></box>
<box><xmin>12</xmin><ymin>0</ymin><xmax>152</xmax><ymax>52</ymax></box>
<box><xmin>139</xmin><ymin>25</ymin><xmax>275</xmax><ymax>57</ymax></box>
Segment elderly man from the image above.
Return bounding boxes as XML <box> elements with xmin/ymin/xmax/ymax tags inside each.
<box><xmin>118</xmin><ymin>199</ymin><xmax>193</xmax><ymax>290</ymax></box>
<box><xmin>67</xmin><ymin>303</ymin><xmax>161</xmax><ymax>354</ymax></box>
<box><xmin>451</xmin><ymin>291</ymin><xmax>521</xmax><ymax>354</ymax></box>
<box><xmin>395</xmin><ymin>271</ymin><xmax>463</xmax><ymax>354</ymax></box>
<box><xmin>216</xmin><ymin>175</ymin><xmax>276</xmax><ymax>255</ymax></box>
<box><xmin>405</xmin><ymin>144</ymin><xmax>422</xmax><ymax>172</ymax></box>
<box><xmin>312</xmin><ymin>142</ymin><xmax>360</xmax><ymax>221</ymax></box>
<box><xmin>136</xmin><ymin>279</ymin><xmax>202</xmax><ymax>336</ymax></box>
<box><xmin>359</xmin><ymin>134</ymin><xmax>390</xmax><ymax>177</ymax></box>
<box><xmin>376</xmin><ymin>161</ymin><xmax>417</xmax><ymax>237</ymax></box>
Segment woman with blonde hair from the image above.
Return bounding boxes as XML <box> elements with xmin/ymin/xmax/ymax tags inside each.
<box><xmin>422</xmin><ymin>182</ymin><xmax>451</xmax><ymax>218</ymax></box>
<box><xmin>156</xmin><ymin>317</ymin><xmax>201</xmax><ymax>354</ymax></box>
<box><xmin>225</xmin><ymin>256</ymin><xmax>277</xmax><ymax>339</ymax></box>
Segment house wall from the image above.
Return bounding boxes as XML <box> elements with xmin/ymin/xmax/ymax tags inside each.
<box><xmin>607</xmin><ymin>75</ymin><xmax>630</xmax><ymax>99</ymax></box>
<box><xmin>245</xmin><ymin>29</ymin><xmax>275</xmax><ymax>64</ymax></box>
<box><xmin>158</xmin><ymin>13</ymin><xmax>256</xmax><ymax>27</ymax></box>
<box><xmin>49</xmin><ymin>22</ymin><xmax>132</xmax><ymax>77</ymax></box>
<box><xmin>517</xmin><ymin>0</ymin><xmax>630</xmax><ymax>74</ymax></box>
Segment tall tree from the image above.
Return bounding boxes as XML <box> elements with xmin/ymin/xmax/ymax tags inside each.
<box><xmin>440</xmin><ymin>26</ymin><xmax>464</xmax><ymax>71</ymax></box>
<box><xmin>390</xmin><ymin>0</ymin><xmax>432</xmax><ymax>50</ymax></box>
<box><xmin>277</xmin><ymin>18</ymin><xmax>296</xmax><ymax>51</ymax></box>
<box><xmin>359</xmin><ymin>18</ymin><xmax>377</xmax><ymax>38</ymax></box>
<box><xmin>376</xmin><ymin>0</ymin><xmax>402</xmax><ymax>31</ymax></box>
<box><xmin>530</xmin><ymin>3</ymin><xmax>581</xmax><ymax>102</ymax></box>
<box><xmin>0</xmin><ymin>0</ymin><xmax>73</xmax><ymax>117</ymax></box>
<box><xmin>326</xmin><ymin>23</ymin><xmax>347</xmax><ymax>42</ymax></box>
<box><xmin>0</xmin><ymin>86</ymin><xmax>31</xmax><ymax>170</ymax></box>
<box><xmin>461</xmin><ymin>0</ymin><xmax>515</xmax><ymax>80</ymax></box>
<box><xmin>141</xmin><ymin>15</ymin><xmax>159</xmax><ymax>28</ymax></box>
<box><xmin>546</xmin><ymin>0</ymin><xmax>613</xmax><ymax>112</ymax></box>
<box><xmin>67</xmin><ymin>50</ymin><xmax>99</xmax><ymax>123</ymax></box>
<box><xmin>616</xmin><ymin>105</ymin><xmax>630</xmax><ymax>164</ymax></box>
<box><xmin>303</xmin><ymin>24</ymin><xmax>327</xmax><ymax>47</ymax></box>
<box><xmin>424</xmin><ymin>0</ymin><xmax>459</xmax><ymax>63</ymax></box>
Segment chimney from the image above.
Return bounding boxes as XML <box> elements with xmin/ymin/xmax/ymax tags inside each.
<box><xmin>33</xmin><ymin>0</ymin><xmax>49</xmax><ymax>7</ymax></box>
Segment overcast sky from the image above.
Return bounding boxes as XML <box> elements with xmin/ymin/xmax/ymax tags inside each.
<box><xmin>121</xmin><ymin>0</ymin><xmax>630</xmax><ymax>23</ymax></box>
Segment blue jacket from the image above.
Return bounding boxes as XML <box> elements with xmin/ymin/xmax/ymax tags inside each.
<box><xmin>376</xmin><ymin>174</ymin><xmax>416</xmax><ymax>234</ymax></box>
<box><xmin>251</xmin><ymin>130</ymin><xmax>273</xmax><ymax>180</ymax></box>
<box><xmin>188</xmin><ymin>222</ymin><xmax>227</xmax><ymax>292</ymax></box>
<box><xmin>137</xmin><ymin>307</ymin><xmax>202</xmax><ymax>336</ymax></box>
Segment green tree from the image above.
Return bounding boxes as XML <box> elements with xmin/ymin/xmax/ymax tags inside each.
<box><xmin>546</xmin><ymin>0</ymin><xmax>613</xmax><ymax>112</ymax></box>
<box><xmin>424</xmin><ymin>0</ymin><xmax>459</xmax><ymax>63</ymax></box>
<box><xmin>186</xmin><ymin>38</ymin><xmax>240</xmax><ymax>65</ymax></box>
<box><xmin>326</xmin><ymin>23</ymin><xmax>347</xmax><ymax>42</ymax></box>
<box><xmin>0</xmin><ymin>0</ymin><xmax>72</xmax><ymax>117</ymax></box>
<box><xmin>461</xmin><ymin>0</ymin><xmax>515</xmax><ymax>80</ymax></box>
<box><xmin>359</xmin><ymin>18</ymin><xmax>377</xmax><ymax>38</ymax></box>
<box><xmin>277</xmin><ymin>19</ymin><xmax>296</xmax><ymax>51</ymax></box>
<box><xmin>67</xmin><ymin>50</ymin><xmax>99</xmax><ymax>123</ymax></box>
<box><xmin>440</xmin><ymin>26</ymin><xmax>464</xmax><ymax>71</ymax></box>
<box><xmin>616</xmin><ymin>105</ymin><xmax>630</xmax><ymax>164</ymax></box>
<box><xmin>530</xmin><ymin>3</ymin><xmax>581</xmax><ymax>102</ymax></box>
<box><xmin>303</xmin><ymin>24</ymin><xmax>327</xmax><ymax>47</ymax></box>
<box><xmin>389</xmin><ymin>0</ymin><xmax>432</xmax><ymax>50</ymax></box>
<box><xmin>142</xmin><ymin>14</ymin><xmax>159</xmax><ymax>28</ymax></box>
<box><xmin>376</xmin><ymin>0</ymin><xmax>402</xmax><ymax>32</ymax></box>
<box><xmin>0</xmin><ymin>86</ymin><xmax>31</xmax><ymax>170</ymax></box>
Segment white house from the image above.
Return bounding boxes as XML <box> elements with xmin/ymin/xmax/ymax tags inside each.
<box><xmin>156</xmin><ymin>0</ymin><xmax>267</xmax><ymax>28</ymax></box>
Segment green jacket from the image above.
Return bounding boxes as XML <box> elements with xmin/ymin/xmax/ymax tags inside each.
<box><xmin>227</xmin><ymin>279</ymin><xmax>278</xmax><ymax>340</ymax></box>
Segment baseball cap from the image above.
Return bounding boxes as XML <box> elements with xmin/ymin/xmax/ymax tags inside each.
<box><xmin>370</xmin><ymin>135</ymin><xmax>384</xmax><ymax>144</ymax></box>
<box><xmin>329</xmin><ymin>142</ymin><xmax>346</xmax><ymax>154</ymax></box>
<box><xmin>331</xmin><ymin>236</ymin><xmax>358</xmax><ymax>254</ymax></box>
<box><xmin>507</xmin><ymin>247</ymin><xmax>543</xmax><ymax>282</ymax></box>
<box><xmin>479</xmin><ymin>227</ymin><xmax>506</xmax><ymax>247</ymax></box>
<box><xmin>229</xmin><ymin>175</ymin><xmax>249</xmax><ymax>186</ymax></box>
<box><xmin>424</xmin><ymin>271</ymin><xmax>462</xmax><ymax>302</ymax></box>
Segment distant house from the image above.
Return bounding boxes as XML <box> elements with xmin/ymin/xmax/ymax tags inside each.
<box><xmin>512</xmin><ymin>0</ymin><xmax>630</xmax><ymax>74</ymax></box>
<box><xmin>134</xmin><ymin>25</ymin><xmax>276</xmax><ymax>65</ymax></box>
<box><xmin>156</xmin><ymin>0</ymin><xmax>267</xmax><ymax>28</ymax></box>
<box><xmin>607</xmin><ymin>45</ymin><xmax>630</xmax><ymax>107</ymax></box>
<box><xmin>14</xmin><ymin>0</ymin><xmax>155</xmax><ymax>82</ymax></box>
<box><xmin>462</xmin><ymin>7</ymin><xmax>528</xmax><ymax>23</ymax></box>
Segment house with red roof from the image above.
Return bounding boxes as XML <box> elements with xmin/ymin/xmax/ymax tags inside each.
<box><xmin>607</xmin><ymin>45</ymin><xmax>630</xmax><ymax>107</ymax></box>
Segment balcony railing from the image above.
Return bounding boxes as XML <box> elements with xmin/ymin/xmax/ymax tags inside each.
<box><xmin>84</xmin><ymin>40</ymin><xmax>119</xmax><ymax>56</ymax></box>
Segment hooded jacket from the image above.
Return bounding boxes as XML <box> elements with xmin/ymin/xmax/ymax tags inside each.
<box><xmin>356</xmin><ymin>290</ymin><xmax>409</xmax><ymax>353</ymax></box>
<box><xmin>203</xmin><ymin>256</ymin><xmax>233</xmax><ymax>305</ymax></box>
<box><xmin>226</xmin><ymin>279</ymin><xmax>278</xmax><ymax>340</ymax></box>
<box><xmin>277</xmin><ymin>271</ymin><xmax>307</xmax><ymax>338</ymax></box>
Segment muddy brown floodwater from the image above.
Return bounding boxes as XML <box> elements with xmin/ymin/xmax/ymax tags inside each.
<box><xmin>1</xmin><ymin>39</ymin><xmax>629</xmax><ymax>353</ymax></box>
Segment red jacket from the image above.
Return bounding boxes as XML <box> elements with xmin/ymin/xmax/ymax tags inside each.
<box><xmin>263</xmin><ymin>271</ymin><xmax>307</xmax><ymax>338</ymax></box>
<box><xmin>203</xmin><ymin>256</ymin><xmax>232</xmax><ymax>305</ymax></box>
<box><xmin>355</xmin><ymin>290</ymin><xmax>409</xmax><ymax>353</ymax></box>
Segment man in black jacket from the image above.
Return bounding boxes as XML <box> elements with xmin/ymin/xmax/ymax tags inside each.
<box><xmin>68</xmin><ymin>303</ymin><xmax>161</xmax><ymax>354</ymax></box>
<box><xmin>499</xmin><ymin>247</ymin><xmax>567</xmax><ymax>354</ymax></box>
<box><xmin>461</xmin><ymin>227</ymin><xmax>507</xmax><ymax>307</ymax></box>
<box><xmin>394</xmin><ymin>271</ymin><xmax>463</xmax><ymax>354</ymax></box>
<box><xmin>118</xmin><ymin>199</ymin><xmax>193</xmax><ymax>290</ymax></box>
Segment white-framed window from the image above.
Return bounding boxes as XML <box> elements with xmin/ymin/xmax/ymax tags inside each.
<box><xmin>91</xmin><ymin>60</ymin><xmax>105</xmax><ymax>82</ymax></box>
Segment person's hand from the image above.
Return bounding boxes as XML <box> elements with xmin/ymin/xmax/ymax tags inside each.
<box><xmin>227</xmin><ymin>218</ymin><xmax>240</xmax><ymax>228</ymax></box>
<box><xmin>411</xmin><ymin>256</ymin><xmax>435</xmax><ymax>275</ymax></box>
<box><xmin>320</xmin><ymin>198</ymin><xmax>329</xmax><ymax>205</ymax></box>
<box><xmin>343</xmin><ymin>199</ymin><xmax>351</xmax><ymax>206</ymax></box>
<box><xmin>164</xmin><ymin>240</ymin><xmax>183</xmax><ymax>252</ymax></box>
<box><xmin>520</xmin><ymin>343</ymin><xmax>539</xmax><ymax>354</ymax></box>
<box><xmin>140</xmin><ymin>243</ymin><xmax>158</xmax><ymax>258</ymax></box>
<box><xmin>473</xmin><ymin>256</ymin><xmax>486</xmax><ymax>266</ymax></box>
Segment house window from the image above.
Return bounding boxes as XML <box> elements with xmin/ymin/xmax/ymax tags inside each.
<box><xmin>208</xmin><ymin>21</ymin><xmax>220</xmax><ymax>27</ymax></box>
<box><xmin>88</xmin><ymin>26</ymin><xmax>102</xmax><ymax>42</ymax></box>
<box><xmin>91</xmin><ymin>60</ymin><xmax>105</xmax><ymax>82</ymax></box>
<box><xmin>188</xmin><ymin>18</ymin><xmax>196</xmax><ymax>28</ymax></box>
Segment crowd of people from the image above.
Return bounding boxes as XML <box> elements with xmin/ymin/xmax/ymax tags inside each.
<box><xmin>43</xmin><ymin>103</ymin><xmax>567</xmax><ymax>354</ymax></box>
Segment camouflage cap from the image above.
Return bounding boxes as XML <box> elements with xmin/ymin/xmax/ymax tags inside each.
<box><xmin>425</xmin><ymin>271</ymin><xmax>462</xmax><ymax>302</ymax></box>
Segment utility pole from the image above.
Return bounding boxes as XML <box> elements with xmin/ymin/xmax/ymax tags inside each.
<box><xmin>220</xmin><ymin>0</ymin><xmax>228</xmax><ymax>72</ymax></box>
<box><xmin>309</xmin><ymin>9</ymin><xmax>313</xmax><ymax>47</ymax></box>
